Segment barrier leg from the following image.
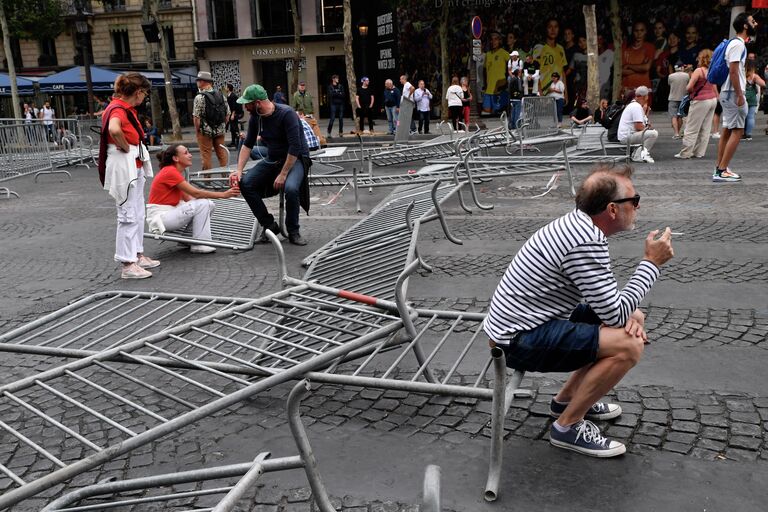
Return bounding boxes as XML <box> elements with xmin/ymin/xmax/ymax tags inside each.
<box><xmin>287</xmin><ymin>380</ymin><xmax>338</xmax><ymax>512</ymax></box>
<box><xmin>0</xmin><ymin>187</ymin><xmax>20</xmax><ymax>199</ymax></box>
<box><xmin>484</xmin><ymin>347</ymin><xmax>506</xmax><ymax>502</ymax></box>
<box><xmin>561</xmin><ymin>140</ymin><xmax>576</xmax><ymax>196</ymax></box>
<box><xmin>430</xmin><ymin>180</ymin><xmax>462</xmax><ymax>245</ymax></box>
<box><xmin>422</xmin><ymin>465</ymin><xmax>442</xmax><ymax>512</ymax></box>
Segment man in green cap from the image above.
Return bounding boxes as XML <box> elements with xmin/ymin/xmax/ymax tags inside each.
<box><xmin>233</xmin><ymin>84</ymin><xmax>311</xmax><ymax>246</ymax></box>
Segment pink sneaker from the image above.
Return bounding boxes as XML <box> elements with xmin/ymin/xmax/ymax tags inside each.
<box><xmin>137</xmin><ymin>255</ymin><xmax>160</xmax><ymax>269</ymax></box>
<box><xmin>121</xmin><ymin>263</ymin><xmax>152</xmax><ymax>279</ymax></box>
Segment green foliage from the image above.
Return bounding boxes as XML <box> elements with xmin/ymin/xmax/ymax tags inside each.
<box><xmin>1</xmin><ymin>0</ymin><xmax>65</xmax><ymax>40</ymax></box>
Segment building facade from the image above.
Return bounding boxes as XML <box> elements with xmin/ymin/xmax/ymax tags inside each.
<box><xmin>0</xmin><ymin>0</ymin><xmax>196</xmax><ymax>118</ymax></box>
<box><xmin>195</xmin><ymin>0</ymin><xmax>348</xmax><ymax>118</ymax></box>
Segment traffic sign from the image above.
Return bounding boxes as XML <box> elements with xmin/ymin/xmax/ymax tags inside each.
<box><xmin>471</xmin><ymin>16</ymin><xmax>482</xmax><ymax>40</ymax></box>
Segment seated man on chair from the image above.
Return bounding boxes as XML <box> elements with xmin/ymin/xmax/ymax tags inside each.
<box><xmin>233</xmin><ymin>84</ymin><xmax>311</xmax><ymax>246</ymax></box>
<box><xmin>617</xmin><ymin>85</ymin><xmax>659</xmax><ymax>163</ymax></box>
<box><xmin>484</xmin><ymin>164</ymin><xmax>674</xmax><ymax>458</ymax></box>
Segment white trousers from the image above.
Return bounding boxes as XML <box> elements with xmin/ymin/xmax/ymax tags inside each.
<box><xmin>623</xmin><ymin>129</ymin><xmax>659</xmax><ymax>152</ymax></box>
<box><xmin>524</xmin><ymin>75</ymin><xmax>539</xmax><ymax>96</ymax></box>
<box><xmin>160</xmin><ymin>199</ymin><xmax>215</xmax><ymax>241</ymax></box>
<box><xmin>114</xmin><ymin>168</ymin><xmax>146</xmax><ymax>263</ymax></box>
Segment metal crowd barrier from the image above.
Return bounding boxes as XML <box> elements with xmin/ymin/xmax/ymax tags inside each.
<box><xmin>0</xmin><ymin>260</ymin><xmax>408</xmax><ymax>509</ymax></box>
<box><xmin>41</xmin><ymin>452</ymin><xmax>443</xmax><ymax>512</ymax></box>
<box><xmin>143</xmin><ymin>196</ymin><xmax>268</xmax><ymax>251</ymax></box>
<box><xmin>0</xmin><ymin>122</ymin><xmax>54</xmax><ymax>198</ymax></box>
<box><xmin>0</xmin><ymin>291</ymin><xmax>255</xmax><ymax>363</ymax></box>
<box><xmin>0</xmin><ymin>118</ymin><xmax>97</xmax><ymax>172</ymax></box>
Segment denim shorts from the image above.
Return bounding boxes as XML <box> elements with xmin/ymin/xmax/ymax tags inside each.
<box><xmin>499</xmin><ymin>304</ymin><xmax>600</xmax><ymax>373</ymax></box>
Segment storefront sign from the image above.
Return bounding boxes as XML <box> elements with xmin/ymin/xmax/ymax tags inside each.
<box><xmin>252</xmin><ymin>46</ymin><xmax>305</xmax><ymax>57</ymax></box>
<box><xmin>377</xmin><ymin>10</ymin><xmax>397</xmax><ymax>72</ymax></box>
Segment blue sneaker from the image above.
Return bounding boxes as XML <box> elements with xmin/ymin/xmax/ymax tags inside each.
<box><xmin>549</xmin><ymin>420</ymin><xmax>626</xmax><ymax>458</ymax></box>
<box><xmin>550</xmin><ymin>398</ymin><xmax>622</xmax><ymax>421</ymax></box>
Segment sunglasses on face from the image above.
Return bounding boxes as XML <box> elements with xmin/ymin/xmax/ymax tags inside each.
<box><xmin>611</xmin><ymin>194</ymin><xmax>641</xmax><ymax>207</ymax></box>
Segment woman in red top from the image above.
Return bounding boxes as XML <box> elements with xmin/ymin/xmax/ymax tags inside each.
<box><xmin>102</xmin><ymin>72</ymin><xmax>159</xmax><ymax>279</ymax></box>
<box><xmin>146</xmin><ymin>144</ymin><xmax>239</xmax><ymax>253</ymax></box>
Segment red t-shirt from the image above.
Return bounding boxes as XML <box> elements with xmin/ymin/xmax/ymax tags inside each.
<box><xmin>148</xmin><ymin>165</ymin><xmax>184</xmax><ymax>205</ymax></box>
<box><xmin>622</xmin><ymin>42</ymin><xmax>656</xmax><ymax>89</ymax></box>
<box><xmin>105</xmin><ymin>98</ymin><xmax>143</xmax><ymax>146</ymax></box>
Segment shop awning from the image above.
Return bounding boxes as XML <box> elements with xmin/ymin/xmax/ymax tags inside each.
<box><xmin>38</xmin><ymin>66</ymin><xmax>181</xmax><ymax>94</ymax></box>
<box><xmin>0</xmin><ymin>73</ymin><xmax>35</xmax><ymax>96</ymax></box>
<box><xmin>38</xmin><ymin>66</ymin><xmax>120</xmax><ymax>94</ymax></box>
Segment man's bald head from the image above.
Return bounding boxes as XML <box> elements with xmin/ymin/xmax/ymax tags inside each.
<box><xmin>576</xmin><ymin>165</ymin><xmax>634</xmax><ymax>216</ymax></box>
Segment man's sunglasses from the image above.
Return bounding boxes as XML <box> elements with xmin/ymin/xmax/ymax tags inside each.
<box><xmin>611</xmin><ymin>194</ymin><xmax>640</xmax><ymax>207</ymax></box>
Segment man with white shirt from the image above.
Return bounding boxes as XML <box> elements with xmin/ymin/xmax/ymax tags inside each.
<box><xmin>714</xmin><ymin>12</ymin><xmax>756</xmax><ymax>183</ymax></box>
<box><xmin>399</xmin><ymin>74</ymin><xmax>417</xmax><ymax>134</ymax></box>
<box><xmin>617</xmin><ymin>86</ymin><xmax>658</xmax><ymax>163</ymax></box>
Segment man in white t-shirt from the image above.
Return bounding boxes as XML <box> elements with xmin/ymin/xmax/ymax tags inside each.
<box><xmin>400</xmin><ymin>74</ymin><xmax>417</xmax><ymax>134</ymax></box>
<box><xmin>617</xmin><ymin>86</ymin><xmax>658</xmax><ymax>163</ymax></box>
<box><xmin>714</xmin><ymin>12</ymin><xmax>756</xmax><ymax>183</ymax></box>
<box><xmin>39</xmin><ymin>101</ymin><xmax>55</xmax><ymax>141</ymax></box>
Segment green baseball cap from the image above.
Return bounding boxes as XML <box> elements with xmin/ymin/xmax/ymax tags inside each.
<box><xmin>237</xmin><ymin>84</ymin><xmax>268</xmax><ymax>104</ymax></box>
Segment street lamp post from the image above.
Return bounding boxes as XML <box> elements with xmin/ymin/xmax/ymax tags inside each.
<box><xmin>74</xmin><ymin>1</ymin><xmax>94</xmax><ymax>117</ymax></box>
<box><xmin>357</xmin><ymin>19</ymin><xmax>369</xmax><ymax>78</ymax></box>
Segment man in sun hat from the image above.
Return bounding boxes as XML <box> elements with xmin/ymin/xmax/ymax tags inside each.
<box><xmin>232</xmin><ymin>84</ymin><xmax>311</xmax><ymax>246</ymax></box>
<box><xmin>193</xmin><ymin>71</ymin><xmax>229</xmax><ymax>170</ymax></box>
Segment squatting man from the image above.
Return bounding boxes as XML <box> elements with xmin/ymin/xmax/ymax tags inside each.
<box><xmin>484</xmin><ymin>164</ymin><xmax>674</xmax><ymax>457</ymax></box>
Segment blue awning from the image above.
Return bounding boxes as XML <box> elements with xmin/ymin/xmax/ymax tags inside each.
<box><xmin>39</xmin><ymin>66</ymin><xmax>119</xmax><ymax>94</ymax></box>
<box><xmin>0</xmin><ymin>73</ymin><xmax>35</xmax><ymax>96</ymax></box>
<box><xmin>38</xmin><ymin>66</ymin><xmax>180</xmax><ymax>94</ymax></box>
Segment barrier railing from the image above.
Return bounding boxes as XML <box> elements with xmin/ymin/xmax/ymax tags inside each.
<box><xmin>0</xmin><ymin>122</ymin><xmax>54</xmax><ymax>198</ymax></box>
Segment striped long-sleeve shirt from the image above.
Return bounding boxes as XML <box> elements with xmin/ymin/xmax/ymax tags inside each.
<box><xmin>483</xmin><ymin>209</ymin><xmax>660</xmax><ymax>345</ymax></box>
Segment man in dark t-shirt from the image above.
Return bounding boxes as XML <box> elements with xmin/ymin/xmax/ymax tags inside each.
<box><xmin>234</xmin><ymin>84</ymin><xmax>310</xmax><ymax>246</ymax></box>
<box><xmin>355</xmin><ymin>76</ymin><xmax>375</xmax><ymax>133</ymax></box>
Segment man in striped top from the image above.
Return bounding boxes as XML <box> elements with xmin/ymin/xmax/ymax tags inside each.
<box><xmin>484</xmin><ymin>165</ymin><xmax>674</xmax><ymax>458</ymax></box>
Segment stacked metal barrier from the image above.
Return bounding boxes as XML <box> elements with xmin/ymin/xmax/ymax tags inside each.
<box><xmin>0</xmin><ymin>273</ymin><xmax>407</xmax><ymax>509</ymax></box>
<box><xmin>0</xmin><ymin>123</ymin><xmax>53</xmax><ymax>198</ymax></box>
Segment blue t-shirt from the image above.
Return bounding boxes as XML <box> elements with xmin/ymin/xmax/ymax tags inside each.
<box><xmin>243</xmin><ymin>103</ymin><xmax>308</xmax><ymax>161</ymax></box>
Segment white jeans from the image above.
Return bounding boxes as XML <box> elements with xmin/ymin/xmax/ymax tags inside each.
<box><xmin>115</xmin><ymin>168</ymin><xmax>146</xmax><ymax>263</ymax></box>
<box><xmin>621</xmin><ymin>129</ymin><xmax>659</xmax><ymax>152</ymax></box>
<box><xmin>160</xmin><ymin>199</ymin><xmax>215</xmax><ymax>241</ymax></box>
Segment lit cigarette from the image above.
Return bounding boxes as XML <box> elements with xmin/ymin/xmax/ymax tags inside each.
<box><xmin>670</xmin><ymin>232</ymin><xmax>684</xmax><ymax>236</ymax></box>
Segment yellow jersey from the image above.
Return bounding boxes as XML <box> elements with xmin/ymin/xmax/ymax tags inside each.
<box><xmin>532</xmin><ymin>43</ymin><xmax>568</xmax><ymax>94</ymax></box>
<box><xmin>484</xmin><ymin>47</ymin><xmax>510</xmax><ymax>95</ymax></box>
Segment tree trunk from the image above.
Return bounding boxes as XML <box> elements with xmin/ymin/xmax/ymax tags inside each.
<box><xmin>583</xmin><ymin>4</ymin><xmax>599</xmax><ymax>108</ymax></box>
<box><xmin>290</xmin><ymin>0</ymin><xmax>300</xmax><ymax>95</ymax></box>
<box><xmin>439</xmin><ymin>0</ymin><xmax>449</xmax><ymax>121</ymax></box>
<box><xmin>342</xmin><ymin>0</ymin><xmax>357</xmax><ymax>128</ymax></box>
<box><xmin>610</xmin><ymin>0</ymin><xmax>623</xmax><ymax>103</ymax></box>
<box><xmin>148</xmin><ymin>0</ymin><xmax>181</xmax><ymax>140</ymax></box>
<box><xmin>142</xmin><ymin>1</ymin><xmax>163</xmax><ymax>134</ymax></box>
<box><xmin>0</xmin><ymin>0</ymin><xmax>21</xmax><ymax>120</ymax></box>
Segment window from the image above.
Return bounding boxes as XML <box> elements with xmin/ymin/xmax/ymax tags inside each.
<box><xmin>9</xmin><ymin>38</ymin><xmax>23</xmax><ymax>68</ymax></box>
<box><xmin>318</xmin><ymin>0</ymin><xmax>342</xmax><ymax>33</ymax></box>
<box><xmin>110</xmin><ymin>29</ymin><xmax>131</xmax><ymax>63</ymax></box>
<box><xmin>104</xmin><ymin>0</ymin><xmax>126</xmax><ymax>11</ymax></box>
<box><xmin>208</xmin><ymin>0</ymin><xmax>237</xmax><ymax>39</ymax></box>
<box><xmin>251</xmin><ymin>0</ymin><xmax>294</xmax><ymax>37</ymax></box>
<box><xmin>163</xmin><ymin>26</ymin><xmax>176</xmax><ymax>60</ymax></box>
<box><xmin>38</xmin><ymin>38</ymin><xmax>58</xmax><ymax>67</ymax></box>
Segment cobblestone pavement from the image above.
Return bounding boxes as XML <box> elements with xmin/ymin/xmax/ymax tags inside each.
<box><xmin>1</xmin><ymin>113</ymin><xmax>768</xmax><ymax>511</ymax></box>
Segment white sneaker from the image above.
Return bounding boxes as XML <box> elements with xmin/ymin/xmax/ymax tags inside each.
<box><xmin>137</xmin><ymin>255</ymin><xmax>160</xmax><ymax>269</ymax></box>
<box><xmin>641</xmin><ymin>148</ymin><xmax>655</xmax><ymax>163</ymax></box>
<box><xmin>121</xmin><ymin>263</ymin><xmax>152</xmax><ymax>279</ymax></box>
<box><xmin>363</xmin><ymin>129</ymin><xmax>371</xmax><ymax>134</ymax></box>
<box><xmin>631</xmin><ymin>147</ymin><xmax>644</xmax><ymax>162</ymax></box>
<box><xmin>190</xmin><ymin>245</ymin><xmax>217</xmax><ymax>254</ymax></box>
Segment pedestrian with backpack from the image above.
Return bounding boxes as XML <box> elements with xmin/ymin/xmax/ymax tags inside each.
<box><xmin>711</xmin><ymin>12</ymin><xmax>757</xmax><ymax>183</ymax></box>
<box><xmin>193</xmin><ymin>71</ymin><xmax>230</xmax><ymax>171</ymax></box>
